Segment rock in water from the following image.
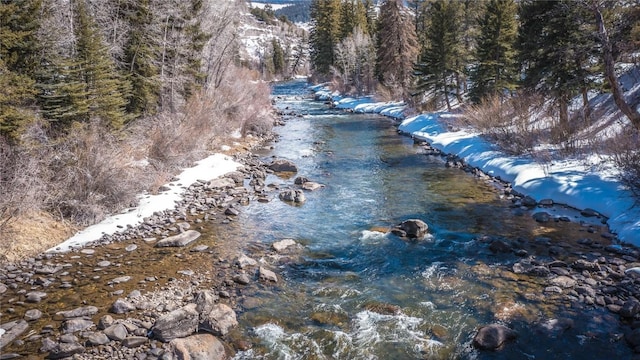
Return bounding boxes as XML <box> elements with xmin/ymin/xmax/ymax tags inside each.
<box><xmin>279</xmin><ymin>189</ymin><xmax>305</xmax><ymax>203</ymax></box>
<box><xmin>170</xmin><ymin>334</ymin><xmax>226</xmax><ymax>360</ymax></box>
<box><xmin>155</xmin><ymin>230</ymin><xmax>201</xmax><ymax>247</ymax></box>
<box><xmin>199</xmin><ymin>304</ymin><xmax>238</xmax><ymax>336</ymax></box>
<box><xmin>152</xmin><ymin>304</ymin><xmax>199</xmax><ymax>342</ymax></box>
<box><xmin>473</xmin><ymin>324</ymin><xmax>517</xmax><ymax>350</ymax></box>
<box><xmin>392</xmin><ymin>219</ymin><xmax>429</xmax><ymax>239</ymax></box>
<box><xmin>268</xmin><ymin>159</ymin><xmax>298</xmax><ymax>173</ymax></box>
<box><xmin>272</xmin><ymin>239</ymin><xmax>297</xmax><ymax>253</ymax></box>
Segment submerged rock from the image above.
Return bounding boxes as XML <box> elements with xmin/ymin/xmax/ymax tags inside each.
<box><xmin>473</xmin><ymin>324</ymin><xmax>517</xmax><ymax>350</ymax></box>
<box><xmin>155</xmin><ymin>230</ymin><xmax>201</xmax><ymax>248</ymax></box>
<box><xmin>268</xmin><ymin>159</ymin><xmax>298</xmax><ymax>173</ymax></box>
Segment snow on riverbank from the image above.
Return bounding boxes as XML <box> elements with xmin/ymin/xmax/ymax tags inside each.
<box><xmin>48</xmin><ymin>154</ymin><xmax>241</xmax><ymax>253</ymax></box>
<box><xmin>312</xmin><ymin>85</ymin><xmax>640</xmax><ymax>247</ymax></box>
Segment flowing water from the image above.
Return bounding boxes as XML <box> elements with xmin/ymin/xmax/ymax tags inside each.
<box><xmin>229</xmin><ymin>80</ymin><xmax>631</xmax><ymax>359</ymax></box>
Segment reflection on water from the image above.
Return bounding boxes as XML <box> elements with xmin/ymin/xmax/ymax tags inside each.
<box><xmin>231</xmin><ymin>81</ymin><xmax>630</xmax><ymax>359</ymax></box>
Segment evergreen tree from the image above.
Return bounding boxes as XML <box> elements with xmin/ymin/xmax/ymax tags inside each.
<box><xmin>338</xmin><ymin>0</ymin><xmax>368</xmax><ymax>41</ymax></box>
<box><xmin>414</xmin><ymin>0</ymin><xmax>463</xmax><ymax>110</ymax></box>
<box><xmin>74</xmin><ymin>0</ymin><xmax>130</xmax><ymax>129</ymax></box>
<box><xmin>0</xmin><ymin>0</ymin><xmax>41</xmax><ymax>139</ymax></box>
<box><xmin>376</xmin><ymin>0</ymin><xmax>419</xmax><ymax>98</ymax></box>
<box><xmin>121</xmin><ymin>0</ymin><xmax>160</xmax><ymax>117</ymax></box>
<box><xmin>309</xmin><ymin>0</ymin><xmax>341</xmax><ymax>75</ymax></box>
<box><xmin>272</xmin><ymin>39</ymin><xmax>286</xmax><ymax>76</ymax></box>
<box><xmin>518</xmin><ymin>0</ymin><xmax>597</xmax><ymax>128</ymax></box>
<box><xmin>469</xmin><ymin>0</ymin><xmax>519</xmax><ymax>103</ymax></box>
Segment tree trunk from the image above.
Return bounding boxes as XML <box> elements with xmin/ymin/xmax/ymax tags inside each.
<box><xmin>443</xmin><ymin>72</ymin><xmax>451</xmax><ymax>111</ymax></box>
<box><xmin>594</xmin><ymin>3</ymin><xmax>640</xmax><ymax>130</ymax></box>
<box><xmin>581</xmin><ymin>86</ymin><xmax>591</xmax><ymax>122</ymax></box>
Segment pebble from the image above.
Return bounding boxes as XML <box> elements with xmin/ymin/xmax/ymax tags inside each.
<box><xmin>24</xmin><ymin>309</ymin><xmax>43</xmax><ymax>321</ymax></box>
<box><xmin>125</xmin><ymin>244</ymin><xmax>138</xmax><ymax>252</ymax></box>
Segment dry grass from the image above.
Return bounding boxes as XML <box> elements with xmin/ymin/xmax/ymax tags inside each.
<box><xmin>0</xmin><ymin>211</ymin><xmax>75</xmax><ymax>264</ymax></box>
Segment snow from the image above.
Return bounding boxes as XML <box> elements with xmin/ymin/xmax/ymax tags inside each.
<box><xmin>47</xmin><ymin>154</ymin><xmax>241</xmax><ymax>253</ymax></box>
<box><xmin>315</xmin><ymin>86</ymin><xmax>640</xmax><ymax>247</ymax></box>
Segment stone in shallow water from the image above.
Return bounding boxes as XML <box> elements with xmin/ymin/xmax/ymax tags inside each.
<box><xmin>155</xmin><ymin>230</ymin><xmax>201</xmax><ymax>247</ymax></box>
<box><xmin>56</xmin><ymin>306</ymin><xmax>99</xmax><ymax>319</ymax></box>
<box><xmin>473</xmin><ymin>324</ymin><xmax>517</xmax><ymax>350</ymax></box>
<box><xmin>125</xmin><ymin>244</ymin><xmax>138</xmax><ymax>252</ymax></box>
<box><xmin>24</xmin><ymin>309</ymin><xmax>43</xmax><ymax>321</ymax></box>
<box><xmin>272</xmin><ymin>239</ymin><xmax>297</xmax><ymax>253</ymax></box>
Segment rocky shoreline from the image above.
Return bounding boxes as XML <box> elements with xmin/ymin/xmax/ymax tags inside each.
<box><xmin>0</xmin><ymin>130</ymin><xmax>317</xmax><ymax>360</ymax></box>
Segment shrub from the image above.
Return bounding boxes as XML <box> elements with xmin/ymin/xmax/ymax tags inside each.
<box><xmin>610</xmin><ymin>129</ymin><xmax>640</xmax><ymax>200</ymax></box>
<box><xmin>461</xmin><ymin>94</ymin><xmax>546</xmax><ymax>155</ymax></box>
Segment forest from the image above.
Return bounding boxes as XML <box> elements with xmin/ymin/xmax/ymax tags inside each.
<box><xmin>309</xmin><ymin>0</ymin><xmax>640</xmax><ymax>197</ymax></box>
<box><xmin>0</xmin><ymin>0</ymin><xmax>298</xmax><ymax>261</ymax></box>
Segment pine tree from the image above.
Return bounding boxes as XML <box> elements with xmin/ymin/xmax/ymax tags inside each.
<box><xmin>518</xmin><ymin>0</ymin><xmax>597</xmax><ymax>129</ymax></box>
<box><xmin>414</xmin><ymin>0</ymin><xmax>463</xmax><ymax>110</ymax></box>
<box><xmin>74</xmin><ymin>0</ymin><xmax>130</xmax><ymax>129</ymax></box>
<box><xmin>272</xmin><ymin>39</ymin><xmax>285</xmax><ymax>76</ymax></box>
<box><xmin>121</xmin><ymin>0</ymin><xmax>160</xmax><ymax>118</ymax></box>
<box><xmin>376</xmin><ymin>0</ymin><xmax>419</xmax><ymax>98</ymax></box>
<box><xmin>469</xmin><ymin>0</ymin><xmax>519</xmax><ymax>103</ymax></box>
<box><xmin>309</xmin><ymin>0</ymin><xmax>341</xmax><ymax>76</ymax></box>
<box><xmin>0</xmin><ymin>0</ymin><xmax>41</xmax><ymax>139</ymax></box>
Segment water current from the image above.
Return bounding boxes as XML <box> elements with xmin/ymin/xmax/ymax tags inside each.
<box><xmin>230</xmin><ymin>80</ymin><xmax>632</xmax><ymax>359</ymax></box>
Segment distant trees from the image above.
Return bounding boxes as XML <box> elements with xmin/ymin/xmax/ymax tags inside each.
<box><xmin>308</xmin><ymin>0</ymin><xmax>640</xmax><ymax>131</ymax></box>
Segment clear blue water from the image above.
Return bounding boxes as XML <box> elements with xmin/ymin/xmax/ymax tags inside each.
<box><xmin>230</xmin><ymin>80</ymin><xmax>631</xmax><ymax>359</ymax></box>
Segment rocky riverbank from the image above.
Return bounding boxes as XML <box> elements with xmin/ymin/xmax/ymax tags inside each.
<box><xmin>0</xmin><ymin>130</ymin><xmax>316</xmax><ymax>360</ymax></box>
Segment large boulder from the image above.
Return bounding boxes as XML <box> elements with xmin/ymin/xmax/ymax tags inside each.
<box><xmin>155</xmin><ymin>230</ymin><xmax>201</xmax><ymax>248</ymax></box>
<box><xmin>170</xmin><ymin>334</ymin><xmax>227</xmax><ymax>360</ymax></box>
<box><xmin>199</xmin><ymin>304</ymin><xmax>238</xmax><ymax>337</ymax></box>
<box><xmin>152</xmin><ymin>304</ymin><xmax>199</xmax><ymax>342</ymax></box>
<box><xmin>268</xmin><ymin>159</ymin><xmax>298</xmax><ymax>173</ymax></box>
<box><xmin>473</xmin><ymin>324</ymin><xmax>517</xmax><ymax>350</ymax></box>
<box><xmin>391</xmin><ymin>219</ymin><xmax>429</xmax><ymax>239</ymax></box>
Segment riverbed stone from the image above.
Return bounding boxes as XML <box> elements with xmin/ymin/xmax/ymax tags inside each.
<box><xmin>62</xmin><ymin>319</ymin><xmax>94</xmax><ymax>333</ymax></box>
<box><xmin>152</xmin><ymin>303</ymin><xmax>199</xmax><ymax>342</ymax></box>
<box><xmin>170</xmin><ymin>333</ymin><xmax>226</xmax><ymax>360</ymax></box>
<box><xmin>155</xmin><ymin>230</ymin><xmax>202</xmax><ymax>248</ymax></box>
<box><xmin>532</xmin><ymin>212</ymin><xmax>552</xmax><ymax>223</ymax></box>
<box><xmin>109</xmin><ymin>299</ymin><xmax>136</xmax><ymax>314</ymax></box>
<box><xmin>259</xmin><ymin>267</ymin><xmax>278</xmax><ymax>282</ymax></box>
<box><xmin>97</xmin><ymin>315</ymin><xmax>115</xmax><ymax>330</ymax></box>
<box><xmin>24</xmin><ymin>309</ymin><xmax>43</xmax><ymax>321</ymax></box>
<box><xmin>236</xmin><ymin>254</ymin><xmax>258</xmax><ymax>269</ymax></box>
<box><xmin>620</xmin><ymin>299</ymin><xmax>640</xmax><ymax>318</ymax></box>
<box><xmin>0</xmin><ymin>320</ymin><xmax>28</xmax><ymax>349</ymax></box>
<box><xmin>550</xmin><ymin>276</ymin><xmax>577</xmax><ymax>288</ymax></box>
<box><xmin>56</xmin><ymin>306</ymin><xmax>99</xmax><ymax>319</ymax></box>
<box><xmin>268</xmin><ymin>159</ymin><xmax>298</xmax><ymax>173</ymax></box>
<box><xmin>25</xmin><ymin>291</ymin><xmax>47</xmax><ymax>302</ymax></box>
<box><xmin>272</xmin><ymin>239</ymin><xmax>297</xmax><ymax>253</ymax></box>
<box><xmin>279</xmin><ymin>189</ymin><xmax>305</xmax><ymax>203</ymax></box>
<box><xmin>199</xmin><ymin>304</ymin><xmax>238</xmax><ymax>336</ymax></box>
<box><xmin>121</xmin><ymin>336</ymin><xmax>148</xmax><ymax>348</ymax></box>
<box><xmin>473</xmin><ymin>324</ymin><xmax>518</xmax><ymax>350</ymax></box>
<box><xmin>110</xmin><ymin>276</ymin><xmax>131</xmax><ymax>284</ymax></box>
<box><xmin>194</xmin><ymin>290</ymin><xmax>219</xmax><ymax>317</ymax></box>
<box><xmin>86</xmin><ymin>332</ymin><xmax>110</xmax><ymax>346</ymax></box>
<box><xmin>104</xmin><ymin>323</ymin><xmax>128</xmax><ymax>341</ymax></box>
<box><xmin>392</xmin><ymin>219</ymin><xmax>429</xmax><ymax>239</ymax></box>
<box><xmin>300</xmin><ymin>181</ymin><xmax>325</xmax><ymax>191</ymax></box>
<box><xmin>46</xmin><ymin>342</ymin><xmax>85</xmax><ymax>359</ymax></box>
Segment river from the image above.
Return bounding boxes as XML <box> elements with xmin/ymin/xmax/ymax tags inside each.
<box><xmin>225</xmin><ymin>80</ymin><xmax>633</xmax><ymax>359</ymax></box>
